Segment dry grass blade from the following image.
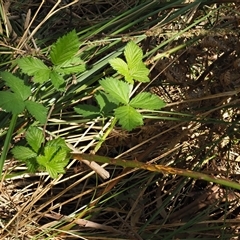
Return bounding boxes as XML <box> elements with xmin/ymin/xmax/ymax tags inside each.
<box><xmin>1</xmin><ymin>1</ymin><xmax>240</xmax><ymax>239</ymax></box>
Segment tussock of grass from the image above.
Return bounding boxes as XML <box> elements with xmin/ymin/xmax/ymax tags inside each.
<box><xmin>1</xmin><ymin>0</ymin><xmax>240</xmax><ymax>239</ymax></box>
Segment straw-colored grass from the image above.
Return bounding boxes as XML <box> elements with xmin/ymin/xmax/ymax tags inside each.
<box><xmin>1</xmin><ymin>0</ymin><xmax>240</xmax><ymax>239</ymax></box>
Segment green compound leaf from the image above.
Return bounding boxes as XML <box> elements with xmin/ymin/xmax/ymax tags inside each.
<box><xmin>54</xmin><ymin>56</ymin><xmax>86</xmax><ymax>74</ymax></box>
<box><xmin>124</xmin><ymin>41</ymin><xmax>143</xmax><ymax>69</ymax></box>
<box><xmin>50</xmin><ymin>70</ymin><xmax>65</xmax><ymax>90</ymax></box>
<box><xmin>25</xmin><ymin>158</ymin><xmax>40</xmax><ymax>172</ymax></box>
<box><xmin>47</xmin><ymin>137</ymin><xmax>71</xmax><ymax>153</ymax></box>
<box><xmin>26</xmin><ymin>126</ymin><xmax>44</xmax><ymax>153</ymax></box>
<box><xmin>114</xmin><ymin>105</ymin><xmax>143</xmax><ymax>131</ymax></box>
<box><xmin>109</xmin><ymin>58</ymin><xmax>133</xmax><ymax>83</ymax></box>
<box><xmin>0</xmin><ymin>92</ymin><xmax>25</xmax><ymax>114</ymax></box>
<box><xmin>95</xmin><ymin>90</ymin><xmax>118</xmax><ymax>115</ymax></box>
<box><xmin>0</xmin><ymin>71</ymin><xmax>31</xmax><ymax>100</ymax></box>
<box><xmin>109</xmin><ymin>41</ymin><xmax>150</xmax><ymax>83</ymax></box>
<box><xmin>45</xmin><ymin>161</ymin><xmax>67</xmax><ymax>179</ymax></box>
<box><xmin>100</xmin><ymin>77</ymin><xmax>132</xmax><ymax>104</ymax></box>
<box><xmin>37</xmin><ymin>141</ymin><xmax>70</xmax><ymax>178</ymax></box>
<box><xmin>33</xmin><ymin>70</ymin><xmax>51</xmax><ymax>83</ymax></box>
<box><xmin>18</xmin><ymin>57</ymin><xmax>50</xmax><ymax>83</ymax></box>
<box><xmin>130</xmin><ymin>63</ymin><xmax>150</xmax><ymax>82</ymax></box>
<box><xmin>12</xmin><ymin>146</ymin><xmax>37</xmax><ymax>160</ymax></box>
<box><xmin>130</xmin><ymin>92</ymin><xmax>166</xmax><ymax>110</ymax></box>
<box><xmin>25</xmin><ymin>100</ymin><xmax>48</xmax><ymax>124</ymax></box>
<box><xmin>50</xmin><ymin>30</ymin><xmax>80</xmax><ymax>66</ymax></box>
<box><xmin>74</xmin><ymin>104</ymin><xmax>100</xmax><ymax>118</ymax></box>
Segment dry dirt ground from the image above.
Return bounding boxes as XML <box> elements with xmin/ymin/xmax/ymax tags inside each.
<box><xmin>1</xmin><ymin>1</ymin><xmax>240</xmax><ymax>239</ymax></box>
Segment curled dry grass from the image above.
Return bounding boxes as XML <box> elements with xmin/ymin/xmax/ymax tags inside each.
<box><xmin>1</xmin><ymin>0</ymin><xmax>240</xmax><ymax>239</ymax></box>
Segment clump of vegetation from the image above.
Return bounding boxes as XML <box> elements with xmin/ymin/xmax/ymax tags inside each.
<box><xmin>1</xmin><ymin>0</ymin><xmax>240</xmax><ymax>239</ymax></box>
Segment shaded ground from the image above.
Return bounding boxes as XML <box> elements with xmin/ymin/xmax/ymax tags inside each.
<box><xmin>1</xmin><ymin>1</ymin><xmax>240</xmax><ymax>239</ymax></box>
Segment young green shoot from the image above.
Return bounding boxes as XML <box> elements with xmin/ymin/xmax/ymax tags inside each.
<box><xmin>75</xmin><ymin>41</ymin><xmax>166</xmax><ymax>131</ymax></box>
<box><xmin>11</xmin><ymin>126</ymin><xmax>71</xmax><ymax>178</ymax></box>
<box><xmin>17</xmin><ymin>30</ymin><xmax>85</xmax><ymax>90</ymax></box>
<box><xmin>0</xmin><ymin>71</ymin><xmax>48</xmax><ymax>177</ymax></box>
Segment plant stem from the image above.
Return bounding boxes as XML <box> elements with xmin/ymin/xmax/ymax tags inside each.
<box><xmin>0</xmin><ymin>113</ymin><xmax>18</xmax><ymax>178</ymax></box>
<box><xmin>73</xmin><ymin>153</ymin><xmax>240</xmax><ymax>191</ymax></box>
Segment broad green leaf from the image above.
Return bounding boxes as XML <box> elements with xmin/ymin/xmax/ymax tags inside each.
<box><xmin>45</xmin><ymin>161</ymin><xmax>66</xmax><ymax>178</ymax></box>
<box><xmin>0</xmin><ymin>92</ymin><xmax>25</xmax><ymax>114</ymax></box>
<box><xmin>100</xmin><ymin>78</ymin><xmax>132</xmax><ymax>104</ymax></box>
<box><xmin>124</xmin><ymin>41</ymin><xmax>143</xmax><ymax>69</ymax></box>
<box><xmin>130</xmin><ymin>92</ymin><xmax>166</xmax><ymax>110</ymax></box>
<box><xmin>50</xmin><ymin>147</ymin><xmax>69</xmax><ymax>165</ymax></box>
<box><xmin>114</xmin><ymin>105</ymin><xmax>143</xmax><ymax>131</ymax></box>
<box><xmin>37</xmin><ymin>146</ymin><xmax>57</xmax><ymax>166</ymax></box>
<box><xmin>33</xmin><ymin>69</ymin><xmax>51</xmax><ymax>83</ymax></box>
<box><xmin>95</xmin><ymin>91</ymin><xmax>118</xmax><ymax>114</ymax></box>
<box><xmin>12</xmin><ymin>146</ymin><xmax>37</xmax><ymax>160</ymax></box>
<box><xmin>45</xmin><ymin>167</ymin><xmax>59</xmax><ymax>178</ymax></box>
<box><xmin>50</xmin><ymin>30</ymin><xmax>80</xmax><ymax>65</ymax></box>
<box><xmin>124</xmin><ymin>73</ymin><xmax>134</xmax><ymax>84</ymax></box>
<box><xmin>109</xmin><ymin>58</ymin><xmax>131</xmax><ymax>81</ymax></box>
<box><xmin>46</xmin><ymin>138</ymin><xmax>71</xmax><ymax>153</ymax></box>
<box><xmin>37</xmin><ymin>145</ymin><xmax>69</xmax><ymax>178</ymax></box>
<box><xmin>26</xmin><ymin>126</ymin><xmax>44</xmax><ymax>152</ymax></box>
<box><xmin>0</xmin><ymin>71</ymin><xmax>31</xmax><ymax>100</ymax></box>
<box><xmin>54</xmin><ymin>56</ymin><xmax>86</xmax><ymax>74</ymax></box>
<box><xmin>18</xmin><ymin>57</ymin><xmax>50</xmax><ymax>83</ymax></box>
<box><xmin>44</xmin><ymin>146</ymin><xmax>58</xmax><ymax>160</ymax></box>
<box><xmin>25</xmin><ymin>158</ymin><xmax>39</xmax><ymax>172</ymax></box>
<box><xmin>95</xmin><ymin>91</ymin><xmax>107</xmax><ymax>111</ymax></box>
<box><xmin>37</xmin><ymin>155</ymin><xmax>47</xmax><ymax>167</ymax></box>
<box><xmin>74</xmin><ymin>105</ymin><xmax>100</xmax><ymax>118</ymax></box>
<box><xmin>25</xmin><ymin>100</ymin><xmax>48</xmax><ymax>124</ymax></box>
<box><xmin>50</xmin><ymin>71</ymin><xmax>65</xmax><ymax>90</ymax></box>
<box><xmin>130</xmin><ymin>63</ymin><xmax>150</xmax><ymax>82</ymax></box>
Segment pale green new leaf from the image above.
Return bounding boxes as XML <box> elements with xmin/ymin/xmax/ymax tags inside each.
<box><xmin>50</xmin><ymin>30</ymin><xmax>80</xmax><ymax>65</ymax></box>
<box><xmin>130</xmin><ymin>92</ymin><xmax>166</xmax><ymax>110</ymax></box>
<box><xmin>74</xmin><ymin>105</ymin><xmax>100</xmax><ymax>118</ymax></box>
<box><xmin>18</xmin><ymin>57</ymin><xmax>50</xmax><ymax>79</ymax></box>
<box><xmin>124</xmin><ymin>41</ymin><xmax>143</xmax><ymax>69</ymax></box>
<box><xmin>109</xmin><ymin>58</ymin><xmax>133</xmax><ymax>83</ymax></box>
<box><xmin>25</xmin><ymin>100</ymin><xmax>48</xmax><ymax>124</ymax></box>
<box><xmin>50</xmin><ymin>71</ymin><xmax>65</xmax><ymax>90</ymax></box>
<box><xmin>100</xmin><ymin>78</ymin><xmax>131</xmax><ymax>104</ymax></box>
<box><xmin>124</xmin><ymin>73</ymin><xmax>134</xmax><ymax>84</ymax></box>
<box><xmin>26</xmin><ymin>126</ymin><xmax>44</xmax><ymax>152</ymax></box>
<box><xmin>0</xmin><ymin>71</ymin><xmax>31</xmax><ymax>100</ymax></box>
<box><xmin>130</xmin><ymin>63</ymin><xmax>150</xmax><ymax>82</ymax></box>
<box><xmin>12</xmin><ymin>146</ymin><xmax>37</xmax><ymax>160</ymax></box>
<box><xmin>114</xmin><ymin>105</ymin><xmax>143</xmax><ymax>131</ymax></box>
<box><xmin>0</xmin><ymin>92</ymin><xmax>25</xmax><ymax>114</ymax></box>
